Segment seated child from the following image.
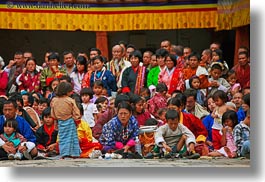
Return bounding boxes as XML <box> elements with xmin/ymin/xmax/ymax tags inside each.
<box><xmin>0</xmin><ymin>119</ymin><xmax>37</xmax><ymax>160</ymax></box>
<box><xmin>154</xmin><ymin>109</ymin><xmax>200</xmax><ymax>159</ymax></box>
<box><xmin>35</xmin><ymin>107</ymin><xmax>58</xmax><ymax>157</ymax></box>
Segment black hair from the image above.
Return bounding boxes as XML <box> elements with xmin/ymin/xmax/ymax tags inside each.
<box><xmin>91</xmin><ymin>55</ymin><xmax>105</xmax><ymax>64</ymax></box>
<box><xmin>129</xmin><ymin>50</ymin><xmax>143</xmax><ymax>63</ymax></box>
<box><xmin>242</xmin><ymin>93</ymin><xmax>250</xmax><ymax>107</ymax></box>
<box><xmin>144</xmin><ymin>118</ymin><xmax>158</xmax><ymax>126</ymax></box>
<box><xmin>173</xmin><ymin>93</ymin><xmax>187</xmax><ymax>107</ymax></box>
<box><xmin>155</xmin><ymin>48</ymin><xmax>169</xmax><ymax>58</ymax></box>
<box><xmin>9</xmin><ymin>93</ymin><xmax>23</xmax><ymax>107</ymax></box>
<box><xmin>92</xmin><ymin>80</ymin><xmax>104</xmax><ymax>88</ymax></box>
<box><xmin>156</xmin><ymin>82</ymin><xmax>168</xmax><ymax>93</ymax></box>
<box><xmin>188</xmin><ymin>52</ymin><xmax>201</xmax><ymax>61</ymax></box>
<box><xmin>126</xmin><ymin>44</ymin><xmax>136</xmax><ymax>50</ymax></box>
<box><xmin>212</xmin><ymin>90</ymin><xmax>227</xmax><ymax>103</ymax></box>
<box><xmin>130</xmin><ymin>94</ymin><xmax>144</xmax><ymax>104</ymax></box>
<box><xmin>0</xmin><ymin>97</ymin><xmax>8</xmax><ymax>115</ymax></box>
<box><xmin>4</xmin><ymin>119</ymin><xmax>18</xmax><ymax>131</ymax></box>
<box><xmin>76</xmin><ymin>103</ymin><xmax>84</xmax><ymax>116</ymax></box>
<box><xmin>22</xmin><ymin>93</ymin><xmax>34</xmax><ymax>106</ymax></box>
<box><xmin>117</xmin><ymin>101</ymin><xmax>132</xmax><ymax>113</ymax></box>
<box><xmin>63</xmin><ymin>50</ymin><xmax>75</xmax><ymax>57</ymax></box>
<box><xmin>49</xmin><ymin>78</ymin><xmax>60</xmax><ymax>91</ymax></box>
<box><xmin>42</xmin><ymin>107</ymin><xmax>51</xmax><ymax>118</ymax></box>
<box><xmin>80</xmin><ymin>87</ymin><xmax>94</xmax><ymax>99</ymax></box>
<box><xmin>238</xmin><ymin>51</ymin><xmax>249</xmax><ymax>58</ymax></box>
<box><xmin>48</xmin><ymin>52</ymin><xmax>60</xmax><ymax>62</ymax></box>
<box><xmin>183</xmin><ymin>88</ymin><xmax>197</xmax><ymax>100</ymax></box>
<box><xmin>166</xmin><ymin>54</ymin><xmax>177</xmax><ymax>67</ymax></box>
<box><xmin>39</xmin><ymin>97</ymin><xmax>50</xmax><ymax>106</ymax></box>
<box><xmin>212</xmin><ymin>49</ymin><xmax>223</xmax><ymax>60</ymax></box>
<box><xmin>189</xmin><ymin>75</ymin><xmax>200</xmax><ymax>89</ymax></box>
<box><xmin>222</xmin><ymin>110</ymin><xmax>238</xmax><ymax>128</ymax></box>
<box><xmin>165</xmin><ymin>109</ymin><xmax>180</xmax><ymax>121</ymax></box>
<box><xmin>56</xmin><ymin>82</ymin><xmax>73</xmax><ymax>97</ymax></box>
<box><xmin>74</xmin><ymin>55</ymin><xmax>88</xmax><ymax>73</ymax></box>
<box><xmin>90</xmin><ymin>48</ymin><xmax>102</xmax><ymax>55</ymax></box>
<box><xmin>167</xmin><ymin>97</ymin><xmax>182</xmax><ymax>108</ymax></box>
<box><xmin>226</xmin><ymin>69</ymin><xmax>237</xmax><ymax>79</ymax></box>
<box><xmin>95</xmin><ymin>96</ymin><xmax>108</xmax><ymax>105</ymax></box>
<box><xmin>114</xmin><ymin>94</ymin><xmax>130</xmax><ymax>108</ymax></box>
<box><xmin>210</xmin><ymin>62</ymin><xmax>224</xmax><ymax>71</ymax></box>
<box><xmin>157</xmin><ymin>108</ymin><xmax>168</xmax><ymax>116</ymax></box>
<box><xmin>14</xmin><ymin>51</ymin><xmax>23</xmax><ymax>56</ymax></box>
<box><xmin>59</xmin><ymin>75</ymin><xmax>72</xmax><ymax>83</ymax></box>
<box><xmin>25</xmin><ymin>57</ymin><xmax>37</xmax><ymax>71</ymax></box>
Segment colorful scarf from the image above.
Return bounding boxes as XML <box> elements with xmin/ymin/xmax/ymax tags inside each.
<box><xmin>134</xmin><ymin>66</ymin><xmax>146</xmax><ymax>95</ymax></box>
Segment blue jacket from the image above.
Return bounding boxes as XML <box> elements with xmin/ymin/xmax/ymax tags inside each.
<box><xmin>0</xmin><ymin>115</ymin><xmax>36</xmax><ymax>143</ymax></box>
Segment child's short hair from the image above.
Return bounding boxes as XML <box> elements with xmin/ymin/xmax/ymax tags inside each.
<box><xmin>92</xmin><ymin>80</ymin><xmax>104</xmax><ymax>88</ymax></box>
<box><xmin>4</xmin><ymin>119</ymin><xmax>18</xmax><ymax>131</ymax></box>
<box><xmin>156</xmin><ymin>83</ymin><xmax>168</xmax><ymax>93</ymax></box>
<box><xmin>222</xmin><ymin>110</ymin><xmax>238</xmax><ymax>128</ymax></box>
<box><xmin>42</xmin><ymin>107</ymin><xmax>51</xmax><ymax>118</ymax></box>
<box><xmin>210</xmin><ymin>62</ymin><xmax>224</xmax><ymax>72</ymax></box>
<box><xmin>189</xmin><ymin>75</ymin><xmax>200</xmax><ymax>88</ymax></box>
<box><xmin>212</xmin><ymin>90</ymin><xmax>227</xmax><ymax>103</ymax></box>
<box><xmin>165</xmin><ymin>109</ymin><xmax>180</xmax><ymax>121</ymax></box>
<box><xmin>140</xmin><ymin>87</ymin><xmax>150</xmax><ymax>96</ymax></box>
<box><xmin>144</xmin><ymin>118</ymin><xmax>158</xmax><ymax>126</ymax></box>
<box><xmin>39</xmin><ymin>97</ymin><xmax>50</xmax><ymax>106</ymax></box>
<box><xmin>56</xmin><ymin>82</ymin><xmax>73</xmax><ymax>97</ymax></box>
<box><xmin>95</xmin><ymin>96</ymin><xmax>108</xmax><ymax>105</ymax></box>
<box><xmin>114</xmin><ymin>94</ymin><xmax>130</xmax><ymax>107</ymax></box>
<box><xmin>242</xmin><ymin>93</ymin><xmax>250</xmax><ymax>107</ymax></box>
<box><xmin>157</xmin><ymin>108</ymin><xmax>168</xmax><ymax>116</ymax></box>
<box><xmin>183</xmin><ymin>88</ymin><xmax>197</xmax><ymax>100</ymax></box>
<box><xmin>80</xmin><ymin>87</ymin><xmax>94</xmax><ymax>99</ymax></box>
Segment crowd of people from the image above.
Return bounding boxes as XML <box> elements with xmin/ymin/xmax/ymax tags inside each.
<box><xmin>0</xmin><ymin>40</ymin><xmax>250</xmax><ymax>160</ymax></box>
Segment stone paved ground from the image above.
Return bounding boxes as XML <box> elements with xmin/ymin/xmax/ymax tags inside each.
<box><xmin>0</xmin><ymin>157</ymin><xmax>250</xmax><ymax>167</ymax></box>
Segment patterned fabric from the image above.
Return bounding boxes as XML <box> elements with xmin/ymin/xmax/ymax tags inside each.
<box><xmin>99</xmin><ymin>115</ymin><xmax>139</xmax><ymax>148</ymax></box>
<box><xmin>208</xmin><ymin>77</ymin><xmax>231</xmax><ymax>97</ymax></box>
<box><xmin>18</xmin><ymin>71</ymin><xmax>41</xmax><ymax>93</ymax></box>
<box><xmin>0</xmin><ymin>71</ymin><xmax>8</xmax><ymax>95</ymax></box>
<box><xmin>147</xmin><ymin>66</ymin><xmax>163</xmax><ymax>87</ymax></box>
<box><xmin>135</xmin><ymin>111</ymin><xmax>152</xmax><ymax>127</ymax></box>
<box><xmin>58</xmin><ymin>118</ymin><xmax>81</xmax><ymax>157</ymax></box>
<box><xmin>232</xmin><ymin>63</ymin><xmax>250</xmax><ymax>89</ymax></box>
<box><xmin>0</xmin><ymin>132</ymin><xmax>27</xmax><ymax>147</ymax></box>
<box><xmin>121</xmin><ymin>66</ymin><xmax>148</xmax><ymax>94</ymax></box>
<box><xmin>90</xmin><ymin>67</ymin><xmax>118</xmax><ymax>96</ymax></box>
<box><xmin>233</xmin><ymin>121</ymin><xmax>250</xmax><ymax>157</ymax></box>
<box><xmin>147</xmin><ymin>93</ymin><xmax>167</xmax><ymax>119</ymax></box>
<box><xmin>81</xmin><ymin>70</ymin><xmax>93</xmax><ymax>88</ymax></box>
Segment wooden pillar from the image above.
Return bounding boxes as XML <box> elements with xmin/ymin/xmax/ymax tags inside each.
<box><xmin>234</xmin><ymin>25</ymin><xmax>250</xmax><ymax>66</ymax></box>
<box><xmin>96</xmin><ymin>31</ymin><xmax>109</xmax><ymax>60</ymax></box>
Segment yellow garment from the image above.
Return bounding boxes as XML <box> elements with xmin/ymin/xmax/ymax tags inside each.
<box><xmin>77</xmin><ymin>120</ymin><xmax>93</xmax><ymax>142</ymax></box>
<box><xmin>196</xmin><ymin>135</ymin><xmax>207</xmax><ymax>143</ymax></box>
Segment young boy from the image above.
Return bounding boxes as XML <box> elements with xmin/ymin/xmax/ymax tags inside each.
<box><xmin>154</xmin><ymin>109</ymin><xmax>200</xmax><ymax>159</ymax></box>
<box><xmin>80</xmin><ymin>87</ymin><xmax>98</xmax><ymax>128</ymax></box>
<box><xmin>35</xmin><ymin>107</ymin><xmax>58</xmax><ymax>157</ymax></box>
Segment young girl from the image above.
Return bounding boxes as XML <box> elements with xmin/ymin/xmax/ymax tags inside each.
<box><xmin>80</xmin><ymin>87</ymin><xmax>98</xmax><ymax>128</ymax></box>
<box><xmin>70</xmin><ymin>56</ymin><xmax>87</xmax><ymax>94</ymax></box>
<box><xmin>35</xmin><ymin>107</ymin><xmax>58</xmax><ymax>157</ymax></box>
<box><xmin>189</xmin><ymin>75</ymin><xmax>206</xmax><ymax>106</ymax></box>
<box><xmin>91</xmin><ymin>80</ymin><xmax>104</xmax><ymax>103</ymax></box>
<box><xmin>226</xmin><ymin>69</ymin><xmax>241</xmax><ymax>99</ymax></box>
<box><xmin>47</xmin><ymin>78</ymin><xmax>59</xmax><ymax>100</ymax></box>
<box><xmin>208</xmin><ymin>110</ymin><xmax>238</xmax><ymax>158</ymax></box>
<box><xmin>208</xmin><ymin>62</ymin><xmax>231</xmax><ymax>97</ymax></box>
<box><xmin>211</xmin><ymin>90</ymin><xmax>231</xmax><ymax>150</ymax></box>
<box><xmin>94</xmin><ymin>96</ymin><xmax>109</xmax><ymax>115</ymax></box>
<box><xmin>0</xmin><ymin>119</ymin><xmax>37</xmax><ymax>160</ymax></box>
<box><xmin>130</xmin><ymin>94</ymin><xmax>152</xmax><ymax>127</ymax></box>
<box><xmin>90</xmin><ymin>55</ymin><xmax>117</xmax><ymax>97</ymax></box>
<box><xmin>50</xmin><ymin>82</ymin><xmax>81</xmax><ymax>159</ymax></box>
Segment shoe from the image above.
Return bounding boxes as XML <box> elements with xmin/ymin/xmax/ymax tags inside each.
<box><xmin>23</xmin><ymin>151</ymin><xmax>32</xmax><ymax>160</ymax></box>
<box><xmin>14</xmin><ymin>152</ymin><xmax>23</xmax><ymax>160</ymax></box>
<box><xmin>164</xmin><ymin>152</ymin><xmax>176</xmax><ymax>159</ymax></box>
<box><xmin>47</xmin><ymin>150</ymin><xmax>57</xmax><ymax>157</ymax></box>
<box><xmin>89</xmin><ymin>150</ymin><xmax>102</xmax><ymax>159</ymax></box>
<box><xmin>8</xmin><ymin>153</ymin><xmax>15</xmax><ymax>160</ymax></box>
<box><xmin>144</xmin><ymin>152</ymin><xmax>154</xmax><ymax>159</ymax></box>
<box><xmin>185</xmin><ymin>151</ymin><xmax>200</xmax><ymax>159</ymax></box>
<box><xmin>122</xmin><ymin>152</ymin><xmax>128</xmax><ymax>159</ymax></box>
